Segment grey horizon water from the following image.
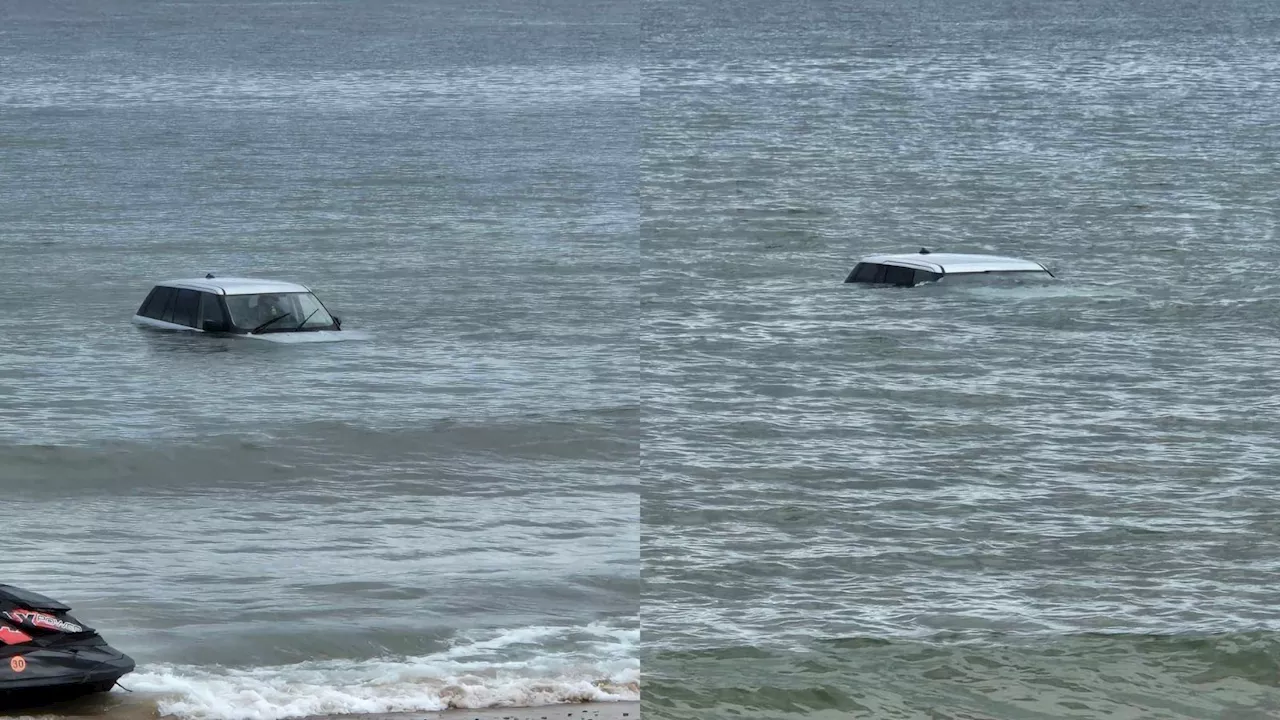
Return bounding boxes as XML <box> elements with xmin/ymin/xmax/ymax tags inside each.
<box><xmin>642</xmin><ymin>0</ymin><xmax>1280</xmax><ymax>719</ymax></box>
<box><xmin>0</xmin><ymin>0</ymin><xmax>638</xmax><ymax>717</ymax></box>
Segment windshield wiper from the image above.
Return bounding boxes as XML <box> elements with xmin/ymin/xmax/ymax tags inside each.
<box><xmin>294</xmin><ymin>309</ymin><xmax>320</xmax><ymax>331</ymax></box>
<box><xmin>251</xmin><ymin>312</ymin><xmax>293</xmax><ymax>334</ymax></box>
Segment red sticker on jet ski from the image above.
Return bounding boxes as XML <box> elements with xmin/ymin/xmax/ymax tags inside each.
<box><xmin>0</xmin><ymin>624</ymin><xmax>32</xmax><ymax>645</ymax></box>
<box><xmin>9</xmin><ymin>656</ymin><xmax>25</xmax><ymax>672</ymax></box>
<box><xmin>2</xmin><ymin>609</ymin><xmax>83</xmax><ymax>634</ymax></box>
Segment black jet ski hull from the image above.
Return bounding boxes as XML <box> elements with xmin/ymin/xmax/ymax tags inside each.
<box><xmin>0</xmin><ymin>641</ymin><xmax>135</xmax><ymax>709</ymax></box>
<box><xmin>0</xmin><ymin>584</ymin><xmax>135</xmax><ymax>710</ymax></box>
<box><xmin>0</xmin><ymin>678</ymin><xmax>123</xmax><ymax>711</ymax></box>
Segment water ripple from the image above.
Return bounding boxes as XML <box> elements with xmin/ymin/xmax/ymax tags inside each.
<box><xmin>642</xmin><ymin>10</ymin><xmax>1280</xmax><ymax>718</ymax></box>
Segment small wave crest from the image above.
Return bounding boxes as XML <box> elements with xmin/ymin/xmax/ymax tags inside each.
<box><xmin>87</xmin><ymin>624</ymin><xmax>637</xmax><ymax>720</ymax></box>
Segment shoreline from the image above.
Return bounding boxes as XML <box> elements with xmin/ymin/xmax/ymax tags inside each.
<box><xmin>0</xmin><ymin>700</ymin><xmax>641</xmax><ymax>720</ymax></box>
<box><xmin>310</xmin><ymin>704</ymin><xmax>640</xmax><ymax>720</ymax></box>
<box><xmin>435</xmin><ymin>703</ymin><xmax>638</xmax><ymax>720</ymax></box>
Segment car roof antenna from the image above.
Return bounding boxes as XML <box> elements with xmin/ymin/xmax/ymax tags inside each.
<box><xmin>918</xmin><ymin>247</ymin><xmax>931</xmax><ymax>254</ymax></box>
<box><xmin>206</xmin><ymin>273</ymin><xmax>216</xmax><ymax>279</ymax></box>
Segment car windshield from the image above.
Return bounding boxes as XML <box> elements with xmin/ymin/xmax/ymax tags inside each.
<box><xmin>223</xmin><ymin>292</ymin><xmax>334</xmax><ymax>332</ymax></box>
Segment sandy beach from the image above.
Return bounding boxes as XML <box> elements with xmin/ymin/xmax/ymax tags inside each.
<box><xmin>428</xmin><ymin>703</ymin><xmax>639</xmax><ymax>720</ymax></box>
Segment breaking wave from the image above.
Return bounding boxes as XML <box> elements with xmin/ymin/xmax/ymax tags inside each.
<box><xmin>11</xmin><ymin>624</ymin><xmax>638</xmax><ymax>720</ymax></box>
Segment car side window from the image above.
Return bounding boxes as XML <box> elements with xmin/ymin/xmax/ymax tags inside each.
<box><xmin>849</xmin><ymin>263</ymin><xmax>886</xmax><ymax>283</ymax></box>
<box><xmin>883</xmin><ymin>265</ymin><xmax>915</xmax><ymax>286</ymax></box>
<box><xmin>200</xmin><ymin>292</ymin><xmax>227</xmax><ymax>329</ymax></box>
<box><xmin>913</xmin><ymin>269</ymin><xmax>940</xmax><ymax>285</ymax></box>
<box><xmin>171</xmin><ymin>288</ymin><xmax>200</xmax><ymax>327</ymax></box>
<box><xmin>145</xmin><ymin>287</ymin><xmax>177</xmax><ymax>321</ymax></box>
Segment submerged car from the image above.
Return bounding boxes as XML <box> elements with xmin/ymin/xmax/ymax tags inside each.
<box><xmin>132</xmin><ymin>275</ymin><xmax>346</xmax><ymax>342</ymax></box>
<box><xmin>0</xmin><ymin>583</ymin><xmax>135</xmax><ymax>710</ymax></box>
<box><xmin>844</xmin><ymin>248</ymin><xmax>1055</xmax><ymax>287</ymax></box>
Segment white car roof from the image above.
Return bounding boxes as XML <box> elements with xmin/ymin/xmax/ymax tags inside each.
<box><xmin>858</xmin><ymin>252</ymin><xmax>1050</xmax><ymax>275</ymax></box>
<box><xmin>155</xmin><ymin>277</ymin><xmax>312</xmax><ymax>296</ymax></box>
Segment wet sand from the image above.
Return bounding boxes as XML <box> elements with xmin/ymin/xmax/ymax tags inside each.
<box><xmin>315</xmin><ymin>704</ymin><xmax>640</xmax><ymax>720</ymax></box>
<box><xmin>2</xmin><ymin>697</ymin><xmax>639</xmax><ymax>720</ymax></box>
<box><xmin>436</xmin><ymin>703</ymin><xmax>637</xmax><ymax>720</ymax></box>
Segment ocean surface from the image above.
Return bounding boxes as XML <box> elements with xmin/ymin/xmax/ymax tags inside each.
<box><xmin>7</xmin><ymin>0</ymin><xmax>1280</xmax><ymax>718</ymax></box>
<box><xmin>641</xmin><ymin>0</ymin><xmax>1280</xmax><ymax>718</ymax></box>
<box><xmin>0</xmin><ymin>1</ymin><xmax>637</xmax><ymax>718</ymax></box>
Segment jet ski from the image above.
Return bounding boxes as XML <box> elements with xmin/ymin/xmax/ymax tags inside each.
<box><xmin>0</xmin><ymin>583</ymin><xmax>135</xmax><ymax>710</ymax></box>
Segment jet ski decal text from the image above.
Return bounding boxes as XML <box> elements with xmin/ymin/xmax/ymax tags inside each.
<box><xmin>0</xmin><ymin>624</ymin><xmax>32</xmax><ymax>645</ymax></box>
<box><xmin>2</xmin><ymin>609</ymin><xmax>84</xmax><ymax>634</ymax></box>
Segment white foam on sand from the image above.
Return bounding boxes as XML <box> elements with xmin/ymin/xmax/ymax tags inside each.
<box><xmin>118</xmin><ymin>623</ymin><xmax>639</xmax><ymax>720</ymax></box>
